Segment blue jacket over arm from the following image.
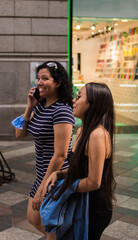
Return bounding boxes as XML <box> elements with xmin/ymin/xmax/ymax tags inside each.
<box><xmin>40</xmin><ymin>179</ymin><xmax>89</xmax><ymax>240</ymax></box>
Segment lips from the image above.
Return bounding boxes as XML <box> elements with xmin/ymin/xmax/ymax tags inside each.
<box><xmin>39</xmin><ymin>88</ymin><xmax>45</xmax><ymax>93</ymax></box>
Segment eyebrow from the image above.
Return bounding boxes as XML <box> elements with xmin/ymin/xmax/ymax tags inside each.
<box><xmin>78</xmin><ymin>91</ymin><xmax>82</xmax><ymax>95</ymax></box>
<box><xmin>38</xmin><ymin>74</ymin><xmax>48</xmax><ymax>77</ymax></box>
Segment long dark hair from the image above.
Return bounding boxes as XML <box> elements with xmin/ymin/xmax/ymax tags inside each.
<box><xmin>55</xmin><ymin>82</ymin><xmax>116</xmax><ymax>205</ymax></box>
<box><xmin>36</xmin><ymin>61</ymin><xmax>73</xmax><ymax>107</ymax></box>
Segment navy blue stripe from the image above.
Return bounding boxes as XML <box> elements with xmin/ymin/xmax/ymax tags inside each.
<box><xmin>27</xmin><ymin>101</ymin><xmax>74</xmax><ymax>198</ymax></box>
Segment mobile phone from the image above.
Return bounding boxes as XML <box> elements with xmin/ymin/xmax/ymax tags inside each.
<box><xmin>33</xmin><ymin>88</ymin><xmax>40</xmax><ymax>101</ymax></box>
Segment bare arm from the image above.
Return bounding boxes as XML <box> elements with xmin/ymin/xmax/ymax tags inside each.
<box><xmin>32</xmin><ymin>122</ymin><xmax>73</xmax><ymax>210</ymax></box>
<box><xmin>77</xmin><ymin>128</ymin><xmax>106</xmax><ymax>192</ymax></box>
<box><xmin>43</xmin><ymin>123</ymin><xmax>72</xmax><ymax>179</ymax></box>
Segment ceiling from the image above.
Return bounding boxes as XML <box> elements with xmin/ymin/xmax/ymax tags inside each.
<box><xmin>73</xmin><ymin>18</ymin><xmax>138</xmax><ymax>40</ymax></box>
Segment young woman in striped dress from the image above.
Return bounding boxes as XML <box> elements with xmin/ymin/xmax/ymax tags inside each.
<box><xmin>15</xmin><ymin>61</ymin><xmax>74</xmax><ymax>234</ymax></box>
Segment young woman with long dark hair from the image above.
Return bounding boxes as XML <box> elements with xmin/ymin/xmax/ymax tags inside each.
<box><xmin>41</xmin><ymin>82</ymin><xmax>116</xmax><ymax>240</ymax></box>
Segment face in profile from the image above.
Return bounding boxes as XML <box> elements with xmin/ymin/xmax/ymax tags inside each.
<box><xmin>73</xmin><ymin>86</ymin><xmax>90</xmax><ymax>120</ymax></box>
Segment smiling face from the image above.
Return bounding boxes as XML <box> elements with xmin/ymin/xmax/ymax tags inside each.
<box><xmin>73</xmin><ymin>86</ymin><xmax>90</xmax><ymax>120</ymax></box>
<box><xmin>37</xmin><ymin>68</ymin><xmax>59</xmax><ymax>99</ymax></box>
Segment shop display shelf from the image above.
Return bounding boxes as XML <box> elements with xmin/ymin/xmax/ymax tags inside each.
<box><xmin>95</xmin><ymin>26</ymin><xmax>138</xmax><ymax>82</ymax></box>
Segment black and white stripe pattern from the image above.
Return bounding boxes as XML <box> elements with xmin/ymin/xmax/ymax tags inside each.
<box><xmin>27</xmin><ymin>101</ymin><xmax>74</xmax><ymax>198</ymax></box>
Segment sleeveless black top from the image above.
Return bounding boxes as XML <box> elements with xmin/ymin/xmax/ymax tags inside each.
<box><xmin>68</xmin><ymin>151</ymin><xmax>112</xmax><ymax>211</ymax></box>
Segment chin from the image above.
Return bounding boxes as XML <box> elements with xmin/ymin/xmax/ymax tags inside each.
<box><xmin>73</xmin><ymin>113</ymin><xmax>79</xmax><ymax>119</ymax></box>
<box><xmin>73</xmin><ymin>113</ymin><xmax>75</xmax><ymax>117</ymax></box>
<box><xmin>73</xmin><ymin>111</ymin><xmax>77</xmax><ymax>117</ymax></box>
<box><xmin>40</xmin><ymin>94</ymin><xmax>46</xmax><ymax>98</ymax></box>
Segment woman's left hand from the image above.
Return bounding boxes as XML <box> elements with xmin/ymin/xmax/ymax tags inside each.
<box><xmin>42</xmin><ymin>171</ymin><xmax>58</xmax><ymax>198</ymax></box>
<box><xmin>32</xmin><ymin>189</ymin><xmax>43</xmax><ymax>211</ymax></box>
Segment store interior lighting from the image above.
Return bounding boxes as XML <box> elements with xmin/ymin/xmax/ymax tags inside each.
<box><xmin>86</xmin><ymin>25</ymin><xmax>115</xmax><ymax>39</ymax></box>
<box><xmin>73</xmin><ymin>18</ymin><xmax>137</xmax><ymax>41</ymax></box>
<box><xmin>74</xmin><ymin>22</ymin><xmax>116</xmax><ymax>40</ymax></box>
<box><xmin>91</xmin><ymin>24</ymin><xmax>96</xmax><ymax>30</ymax></box>
<box><xmin>72</xmin><ymin>17</ymin><xmax>138</xmax><ymax>126</ymax></box>
<box><xmin>121</xmin><ymin>19</ymin><xmax>128</xmax><ymax>22</ymax></box>
<box><xmin>76</xmin><ymin>24</ymin><xmax>81</xmax><ymax>30</ymax></box>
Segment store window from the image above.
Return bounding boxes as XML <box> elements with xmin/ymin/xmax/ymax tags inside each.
<box><xmin>72</xmin><ymin>17</ymin><xmax>138</xmax><ymax>133</ymax></box>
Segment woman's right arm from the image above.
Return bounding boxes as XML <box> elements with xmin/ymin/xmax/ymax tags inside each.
<box><xmin>15</xmin><ymin>87</ymin><xmax>39</xmax><ymax>138</ymax></box>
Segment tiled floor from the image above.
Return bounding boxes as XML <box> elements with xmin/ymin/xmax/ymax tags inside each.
<box><xmin>0</xmin><ymin>134</ymin><xmax>138</xmax><ymax>240</ymax></box>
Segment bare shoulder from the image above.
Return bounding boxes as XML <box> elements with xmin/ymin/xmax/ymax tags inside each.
<box><xmin>90</xmin><ymin>127</ymin><xmax>105</xmax><ymax>141</ymax></box>
<box><xmin>89</xmin><ymin>127</ymin><xmax>111</xmax><ymax>158</ymax></box>
<box><xmin>89</xmin><ymin>127</ymin><xmax>105</xmax><ymax>145</ymax></box>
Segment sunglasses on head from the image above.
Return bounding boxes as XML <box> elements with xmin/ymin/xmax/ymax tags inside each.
<box><xmin>47</xmin><ymin>62</ymin><xmax>58</xmax><ymax>69</ymax></box>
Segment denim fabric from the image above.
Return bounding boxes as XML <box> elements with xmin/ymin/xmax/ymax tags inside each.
<box><xmin>40</xmin><ymin>179</ymin><xmax>89</xmax><ymax>240</ymax></box>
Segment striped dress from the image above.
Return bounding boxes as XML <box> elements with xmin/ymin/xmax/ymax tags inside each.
<box><xmin>27</xmin><ymin>100</ymin><xmax>75</xmax><ymax>198</ymax></box>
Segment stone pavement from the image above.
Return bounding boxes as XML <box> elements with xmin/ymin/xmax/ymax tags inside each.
<box><xmin>0</xmin><ymin>134</ymin><xmax>138</xmax><ymax>240</ymax></box>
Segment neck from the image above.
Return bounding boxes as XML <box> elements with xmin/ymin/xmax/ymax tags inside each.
<box><xmin>45</xmin><ymin>96</ymin><xmax>59</xmax><ymax>107</ymax></box>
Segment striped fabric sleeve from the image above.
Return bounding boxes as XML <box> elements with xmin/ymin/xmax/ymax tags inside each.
<box><xmin>53</xmin><ymin>106</ymin><xmax>75</xmax><ymax>126</ymax></box>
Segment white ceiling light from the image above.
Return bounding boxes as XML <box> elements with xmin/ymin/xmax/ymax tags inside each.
<box><xmin>76</xmin><ymin>25</ymin><xmax>80</xmax><ymax>30</ymax></box>
<box><xmin>121</xmin><ymin>19</ymin><xmax>128</xmax><ymax>22</ymax></box>
<box><xmin>91</xmin><ymin>25</ymin><xmax>96</xmax><ymax>30</ymax></box>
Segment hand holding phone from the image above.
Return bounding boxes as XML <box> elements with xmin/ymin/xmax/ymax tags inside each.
<box><xmin>33</xmin><ymin>88</ymin><xmax>40</xmax><ymax>101</ymax></box>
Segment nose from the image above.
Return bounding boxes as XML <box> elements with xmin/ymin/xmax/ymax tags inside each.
<box><xmin>37</xmin><ymin>78</ymin><xmax>43</xmax><ymax>85</ymax></box>
<box><xmin>72</xmin><ymin>97</ymin><xmax>76</xmax><ymax>103</ymax></box>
